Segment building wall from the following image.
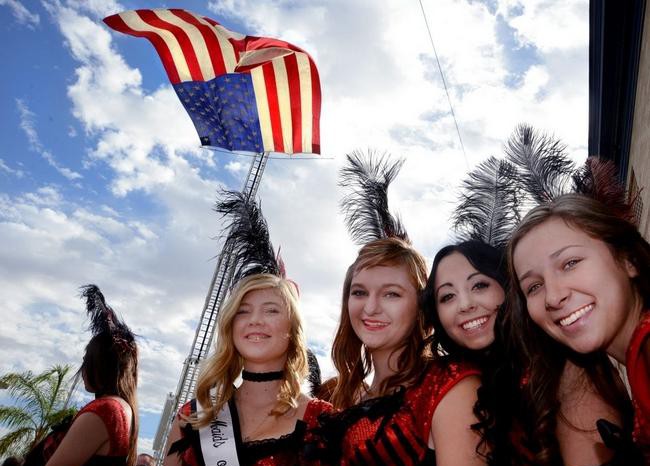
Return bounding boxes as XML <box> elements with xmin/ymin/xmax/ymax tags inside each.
<box><xmin>628</xmin><ymin>3</ymin><xmax>650</xmax><ymax>238</ymax></box>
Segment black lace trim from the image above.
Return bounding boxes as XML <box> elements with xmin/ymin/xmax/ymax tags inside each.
<box><xmin>308</xmin><ymin>387</ymin><xmax>406</xmax><ymax>463</ymax></box>
<box><xmin>167</xmin><ymin>400</ymin><xmax>308</xmax><ymax>465</ymax></box>
<box><xmin>240</xmin><ymin>420</ymin><xmax>306</xmax><ymax>461</ymax></box>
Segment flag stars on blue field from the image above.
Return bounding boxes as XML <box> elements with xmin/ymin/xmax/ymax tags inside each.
<box><xmin>174</xmin><ymin>74</ymin><xmax>264</xmax><ymax>152</ymax></box>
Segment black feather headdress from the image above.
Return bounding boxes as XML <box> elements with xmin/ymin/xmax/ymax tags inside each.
<box><xmin>572</xmin><ymin>157</ymin><xmax>635</xmax><ymax>222</ymax></box>
<box><xmin>214</xmin><ymin>190</ymin><xmax>282</xmax><ymax>286</ymax></box>
<box><xmin>306</xmin><ymin>349</ymin><xmax>322</xmax><ymax>397</ymax></box>
<box><xmin>80</xmin><ymin>284</ymin><xmax>135</xmax><ymax>349</ymax></box>
<box><xmin>453</xmin><ymin>156</ymin><xmax>521</xmax><ymax>249</ymax></box>
<box><xmin>339</xmin><ymin>150</ymin><xmax>409</xmax><ymax>244</ymax></box>
<box><xmin>504</xmin><ymin>123</ymin><xmax>575</xmax><ymax>204</ymax></box>
<box><xmin>453</xmin><ymin>124</ymin><xmax>632</xmax><ymax>246</ymax></box>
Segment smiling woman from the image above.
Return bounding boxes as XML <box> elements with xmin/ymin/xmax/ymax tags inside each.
<box><xmin>318</xmin><ymin>237</ymin><xmax>484</xmax><ymax>466</ymax></box>
<box><xmin>163</xmin><ymin>192</ymin><xmax>331</xmax><ymax>466</ymax></box>
<box><xmin>507</xmin><ymin>193</ymin><xmax>650</xmax><ymax>463</ymax></box>
<box><xmin>313</xmin><ymin>152</ymin><xmax>486</xmax><ymax>466</ymax></box>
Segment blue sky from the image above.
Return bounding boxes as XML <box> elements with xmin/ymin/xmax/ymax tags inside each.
<box><xmin>0</xmin><ymin>0</ymin><xmax>590</xmax><ymax>454</ymax></box>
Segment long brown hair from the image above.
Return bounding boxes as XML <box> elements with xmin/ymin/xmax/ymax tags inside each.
<box><xmin>504</xmin><ymin>193</ymin><xmax>645</xmax><ymax>464</ymax></box>
<box><xmin>193</xmin><ymin>274</ymin><xmax>308</xmax><ymax>427</ymax></box>
<box><xmin>82</xmin><ymin>333</ymin><xmax>139</xmax><ymax>466</ymax></box>
<box><xmin>330</xmin><ymin>237</ymin><xmax>430</xmax><ymax>409</ymax></box>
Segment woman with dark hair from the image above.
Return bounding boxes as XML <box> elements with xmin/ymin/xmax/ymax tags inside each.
<box><xmin>508</xmin><ymin>193</ymin><xmax>650</xmax><ymax>461</ymax></box>
<box><xmin>425</xmin><ymin>241</ymin><xmax>506</xmax><ymax>356</ymax></box>
<box><xmin>424</xmin><ymin>239</ymin><xmax>630</xmax><ymax>465</ymax></box>
<box><xmin>317</xmin><ymin>152</ymin><xmax>486</xmax><ymax>465</ymax></box>
<box><xmin>45</xmin><ymin>285</ymin><xmax>139</xmax><ymax>466</ymax></box>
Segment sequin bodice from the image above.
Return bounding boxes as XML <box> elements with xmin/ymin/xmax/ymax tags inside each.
<box><xmin>172</xmin><ymin>397</ymin><xmax>332</xmax><ymax>466</ymax></box>
<box><xmin>317</xmin><ymin>359</ymin><xmax>479</xmax><ymax>465</ymax></box>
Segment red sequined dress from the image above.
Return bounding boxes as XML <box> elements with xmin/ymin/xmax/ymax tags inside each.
<box><xmin>169</xmin><ymin>397</ymin><xmax>332</xmax><ymax>466</ymax></box>
<box><xmin>626</xmin><ymin>312</ymin><xmax>650</xmax><ymax>459</ymax></box>
<box><xmin>315</xmin><ymin>359</ymin><xmax>479</xmax><ymax>465</ymax></box>
<box><xmin>25</xmin><ymin>397</ymin><xmax>130</xmax><ymax>466</ymax></box>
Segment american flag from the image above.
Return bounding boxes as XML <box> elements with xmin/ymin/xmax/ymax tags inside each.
<box><xmin>104</xmin><ymin>9</ymin><xmax>321</xmax><ymax>155</ymax></box>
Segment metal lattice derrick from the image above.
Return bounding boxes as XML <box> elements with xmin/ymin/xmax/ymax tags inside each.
<box><xmin>153</xmin><ymin>152</ymin><xmax>269</xmax><ymax>463</ymax></box>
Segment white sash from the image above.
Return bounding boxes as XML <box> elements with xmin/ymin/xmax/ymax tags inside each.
<box><xmin>197</xmin><ymin>399</ymin><xmax>241</xmax><ymax>466</ymax></box>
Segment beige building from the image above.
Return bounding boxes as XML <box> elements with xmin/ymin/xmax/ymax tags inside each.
<box><xmin>589</xmin><ymin>0</ymin><xmax>650</xmax><ymax>235</ymax></box>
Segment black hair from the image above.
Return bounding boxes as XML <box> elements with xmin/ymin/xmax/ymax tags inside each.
<box><xmin>422</xmin><ymin>239</ymin><xmax>506</xmax><ymax>356</ymax></box>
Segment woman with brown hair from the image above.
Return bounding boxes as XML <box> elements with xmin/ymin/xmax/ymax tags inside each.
<box><xmin>45</xmin><ymin>285</ymin><xmax>139</xmax><ymax>466</ymax></box>
<box><xmin>420</xmin><ymin>153</ymin><xmax>633</xmax><ymax>465</ymax></box>
<box><xmin>317</xmin><ymin>152</ymin><xmax>485</xmax><ymax>465</ymax></box>
<box><xmin>164</xmin><ymin>192</ymin><xmax>331</xmax><ymax>466</ymax></box>
<box><xmin>507</xmin><ymin>193</ymin><xmax>649</xmax><ymax>462</ymax></box>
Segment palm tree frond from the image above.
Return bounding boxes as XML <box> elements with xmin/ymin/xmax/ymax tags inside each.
<box><xmin>0</xmin><ymin>426</ymin><xmax>34</xmax><ymax>456</ymax></box>
<box><xmin>0</xmin><ymin>364</ymin><xmax>73</xmax><ymax>456</ymax></box>
<box><xmin>0</xmin><ymin>406</ymin><xmax>34</xmax><ymax>429</ymax></box>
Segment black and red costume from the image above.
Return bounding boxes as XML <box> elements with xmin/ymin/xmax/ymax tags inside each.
<box><xmin>626</xmin><ymin>312</ymin><xmax>650</xmax><ymax>459</ymax></box>
<box><xmin>25</xmin><ymin>397</ymin><xmax>130</xmax><ymax>466</ymax></box>
<box><xmin>169</xmin><ymin>397</ymin><xmax>332</xmax><ymax>466</ymax></box>
<box><xmin>315</xmin><ymin>359</ymin><xmax>479</xmax><ymax>465</ymax></box>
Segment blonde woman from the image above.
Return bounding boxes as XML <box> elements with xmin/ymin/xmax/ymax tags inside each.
<box><xmin>165</xmin><ymin>192</ymin><xmax>331</xmax><ymax>466</ymax></box>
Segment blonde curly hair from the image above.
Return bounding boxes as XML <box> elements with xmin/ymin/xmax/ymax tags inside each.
<box><xmin>192</xmin><ymin>273</ymin><xmax>308</xmax><ymax>427</ymax></box>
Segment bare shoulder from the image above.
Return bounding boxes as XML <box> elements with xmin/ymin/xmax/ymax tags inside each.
<box><xmin>430</xmin><ymin>375</ymin><xmax>485</xmax><ymax>466</ymax></box>
<box><xmin>556</xmin><ymin>360</ymin><xmax>620</xmax><ymax>465</ymax></box>
<box><xmin>558</xmin><ymin>360</ymin><xmax>621</xmax><ymax>429</ymax></box>
<box><xmin>433</xmin><ymin>374</ymin><xmax>481</xmax><ymax>420</ymax></box>
<box><xmin>44</xmin><ymin>412</ymin><xmax>109</xmax><ymax>466</ymax></box>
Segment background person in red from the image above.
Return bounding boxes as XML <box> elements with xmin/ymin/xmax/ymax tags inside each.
<box><xmin>46</xmin><ymin>285</ymin><xmax>139</xmax><ymax>466</ymax></box>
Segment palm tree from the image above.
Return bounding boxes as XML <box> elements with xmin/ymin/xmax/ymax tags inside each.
<box><xmin>0</xmin><ymin>365</ymin><xmax>77</xmax><ymax>456</ymax></box>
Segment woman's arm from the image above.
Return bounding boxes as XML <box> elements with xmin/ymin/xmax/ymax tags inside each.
<box><xmin>163</xmin><ymin>417</ymin><xmax>184</xmax><ymax>466</ymax></box>
<box><xmin>45</xmin><ymin>413</ymin><xmax>109</xmax><ymax>466</ymax></box>
<box><xmin>556</xmin><ymin>360</ymin><xmax>622</xmax><ymax>465</ymax></box>
<box><xmin>429</xmin><ymin>375</ymin><xmax>487</xmax><ymax>466</ymax></box>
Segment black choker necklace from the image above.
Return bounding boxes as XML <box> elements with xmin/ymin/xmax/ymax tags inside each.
<box><xmin>242</xmin><ymin>370</ymin><xmax>283</xmax><ymax>382</ymax></box>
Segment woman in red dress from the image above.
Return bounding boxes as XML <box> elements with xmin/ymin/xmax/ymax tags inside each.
<box><xmin>317</xmin><ymin>152</ymin><xmax>485</xmax><ymax>465</ymax></box>
<box><xmin>425</xmin><ymin>240</ymin><xmax>630</xmax><ymax>465</ymax></box>
<box><xmin>165</xmin><ymin>192</ymin><xmax>331</xmax><ymax>466</ymax></box>
<box><xmin>45</xmin><ymin>285</ymin><xmax>139</xmax><ymax>466</ymax></box>
<box><xmin>508</xmin><ymin>193</ymin><xmax>650</xmax><ymax>461</ymax></box>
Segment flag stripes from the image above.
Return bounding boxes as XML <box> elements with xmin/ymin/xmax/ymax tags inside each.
<box><xmin>104</xmin><ymin>8</ymin><xmax>321</xmax><ymax>155</ymax></box>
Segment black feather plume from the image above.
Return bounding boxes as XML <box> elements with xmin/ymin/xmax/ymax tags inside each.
<box><xmin>453</xmin><ymin>156</ymin><xmax>521</xmax><ymax>249</ymax></box>
<box><xmin>504</xmin><ymin>123</ymin><xmax>575</xmax><ymax>203</ymax></box>
<box><xmin>307</xmin><ymin>349</ymin><xmax>322</xmax><ymax>397</ymax></box>
<box><xmin>80</xmin><ymin>284</ymin><xmax>134</xmax><ymax>343</ymax></box>
<box><xmin>573</xmin><ymin>157</ymin><xmax>635</xmax><ymax>222</ymax></box>
<box><xmin>339</xmin><ymin>150</ymin><xmax>409</xmax><ymax>244</ymax></box>
<box><xmin>214</xmin><ymin>190</ymin><xmax>280</xmax><ymax>285</ymax></box>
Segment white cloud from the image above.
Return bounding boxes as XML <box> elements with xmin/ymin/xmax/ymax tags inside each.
<box><xmin>16</xmin><ymin>99</ymin><xmax>83</xmax><ymax>181</ymax></box>
<box><xmin>64</xmin><ymin>0</ymin><xmax>123</xmax><ymax>19</ymax></box>
<box><xmin>3</xmin><ymin>0</ymin><xmax>591</xmax><ymax>450</ymax></box>
<box><xmin>0</xmin><ymin>0</ymin><xmax>40</xmax><ymax>27</ymax></box>
<box><xmin>225</xmin><ymin>160</ymin><xmax>247</xmax><ymax>174</ymax></box>
<box><xmin>500</xmin><ymin>0</ymin><xmax>589</xmax><ymax>53</ymax></box>
<box><xmin>0</xmin><ymin>158</ymin><xmax>25</xmax><ymax>178</ymax></box>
